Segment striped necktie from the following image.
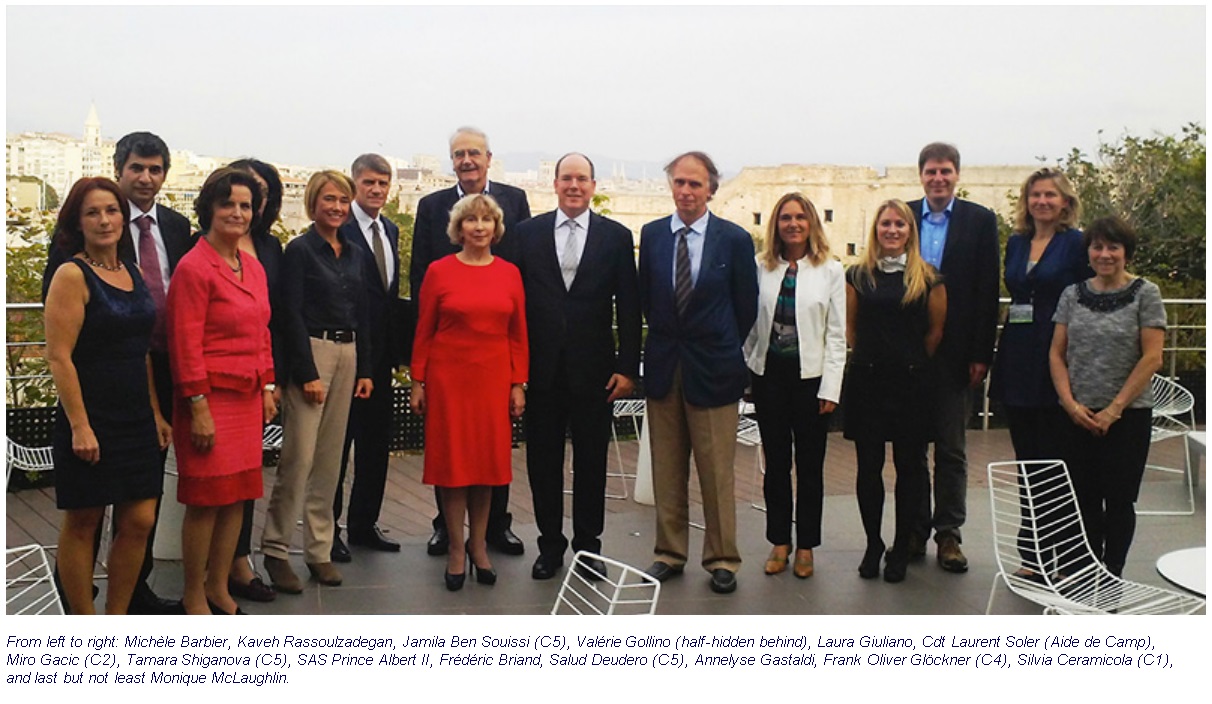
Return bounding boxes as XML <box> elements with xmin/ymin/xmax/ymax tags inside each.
<box><xmin>675</xmin><ymin>226</ymin><xmax>692</xmax><ymax>318</ymax></box>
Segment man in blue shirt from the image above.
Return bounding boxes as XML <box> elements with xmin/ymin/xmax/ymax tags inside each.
<box><xmin>905</xmin><ymin>143</ymin><xmax>1000</xmax><ymax>574</ymax></box>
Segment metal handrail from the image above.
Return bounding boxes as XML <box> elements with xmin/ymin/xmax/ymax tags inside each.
<box><xmin>7</xmin><ymin>298</ymin><xmax>1206</xmax><ymax>425</ymax></box>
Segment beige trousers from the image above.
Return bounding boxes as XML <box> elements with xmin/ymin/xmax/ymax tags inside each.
<box><xmin>261</xmin><ymin>338</ymin><xmax>357</xmax><ymax>565</ymax></box>
<box><xmin>647</xmin><ymin>365</ymin><xmax>741</xmax><ymax>573</ymax></box>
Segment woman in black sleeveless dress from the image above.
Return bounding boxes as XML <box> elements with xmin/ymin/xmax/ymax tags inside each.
<box><xmin>44</xmin><ymin>177</ymin><xmax>172</xmax><ymax>615</ymax></box>
<box><xmin>843</xmin><ymin>199</ymin><xmax>946</xmax><ymax>584</ymax></box>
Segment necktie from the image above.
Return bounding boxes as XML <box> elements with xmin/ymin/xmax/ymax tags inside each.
<box><xmin>136</xmin><ymin>215</ymin><xmax>168</xmax><ymax>350</ymax></box>
<box><xmin>371</xmin><ymin>220</ymin><xmax>389</xmax><ymax>291</ymax></box>
<box><xmin>561</xmin><ymin>220</ymin><xmax>580</xmax><ymax>290</ymax></box>
<box><xmin>675</xmin><ymin>226</ymin><xmax>693</xmax><ymax>318</ymax></box>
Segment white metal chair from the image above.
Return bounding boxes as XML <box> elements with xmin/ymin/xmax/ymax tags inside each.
<box><xmin>737</xmin><ymin>414</ymin><xmax>768</xmax><ymax>512</ymax></box>
<box><xmin>262</xmin><ymin>423</ymin><xmax>284</xmax><ymax>451</ymax></box>
<box><xmin>551</xmin><ymin>551</ymin><xmax>661</xmax><ymax>615</ymax></box>
<box><xmin>607</xmin><ymin>399</ymin><xmax>648</xmax><ymax>499</ymax></box>
<box><xmin>6</xmin><ymin>436</ymin><xmax>54</xmax><ymax>488</ymax></box>
<box><xmin>7</xmin><ymin>544</ymin><xmax>65</xmax><ymax>615</ymax></box>
<box><xmin>1137</xmin><ymin>374</ymin><xmax>1197</xmax><ymax>516</ymax></box>
<box><xmin>986</xmin><ymin>459</ymin><xmax>1204</xmax><ymax>615</ymax></box>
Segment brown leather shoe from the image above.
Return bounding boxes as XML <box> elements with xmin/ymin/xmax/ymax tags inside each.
<box><xmin>263</xmin><ymin>556</ymin><xmax>303</xmax><ymax>594</ymax></box>
<box><xmin>764</xmin><ymin>545</ymin><xmax>790</xmax><ymax>575</ymax></box>
<box><xmin>936</xmin><ymin>535</ymin><xmax>968</xmax><ymax>573</ymax></box>
<box><xmin>307</xmin><ymin>561</ymin><xmax>343</xmax><ymax>586</ymax></box>
<box><xmin>793</xmin><ymin>548</ymin><xmax>814</xmax><ymax>579</ymax></box>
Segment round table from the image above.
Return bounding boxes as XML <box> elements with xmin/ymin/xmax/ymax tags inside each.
<box><xmin>1155</xmin><ymin>547</ymin><xmax>1206</xmax><ymax>596</ymax></box>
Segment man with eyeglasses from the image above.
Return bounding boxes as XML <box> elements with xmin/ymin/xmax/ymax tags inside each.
<box><xmin>409</xmin><ymin>126</ymin><xmax>531</xmax><ymax>558</ymax></box>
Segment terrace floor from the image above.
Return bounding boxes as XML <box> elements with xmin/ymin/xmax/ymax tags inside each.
<box><xmin>6</xmin><ymin>428</ymin><xmax>1205</xmax><ymax>616</ymax></box>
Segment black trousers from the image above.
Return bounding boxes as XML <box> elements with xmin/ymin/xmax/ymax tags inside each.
<box><xmin>1062</xmin><ymin>407</ymin><xmax>1151</xmax><ymax>574</ymax></box>
<box><xmin>855</xmin><ymin>437</ymin><xmax>927</xmax><ymax>555</ymax></box>
<box><xmin>1005</xmin><ymin>405</ymin><xmax>1070</xmax><ymax>570</ymax></box>
<box><xmin>525</xmin><ymin>385</ymin><xmax>611</xmax><ymax>557</ymax></box>
<box><xmin>751</xmin><ymin>357</ymin><xmax>829</xmax><ymax>548</ymax></box>
<box><xmin>334</xmin><ymin>360</ymin><xmax>394</xmax><ymax>534</ymax></box>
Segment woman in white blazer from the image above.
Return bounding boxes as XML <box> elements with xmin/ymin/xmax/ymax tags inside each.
<box><xmin>743</xmin><ymin>192</ymin><xmax>846</xmax><ymax>579</ymax></box>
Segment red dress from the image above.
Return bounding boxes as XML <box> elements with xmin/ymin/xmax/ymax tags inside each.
<box><xmin>166</xmin><ymin>240</ymin><xmax>274</xmax><ymax>506</ymax></box>
<box><xmin>412</xmin><ymin>255</ymin><xmax>528</xmax><ymax>487</ymax></box>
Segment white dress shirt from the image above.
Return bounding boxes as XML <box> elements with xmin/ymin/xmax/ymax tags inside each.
<box><xmin>554</xmin><ymin>209</ymin><xmax>590</xmax><ymax>272</ymax></box>
<box><xmin>351</xmin><ymin>200</ymin><xmax>395</xmax><ymax>287</ymax></box>
<box><xmin>129</xmin><ymin>201</ymin><xmax>172</xmax><ymax>285</ymax></box>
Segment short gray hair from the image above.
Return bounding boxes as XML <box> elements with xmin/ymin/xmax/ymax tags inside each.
<box><xmin>449</xmin><ymin>126</ymin><xmax>491</xmax><ymax>152</ymax></box>
<box><xmin>351</xmin><ymin>153</ymin><xmax>392</xmax><ymax>179</ymax></box>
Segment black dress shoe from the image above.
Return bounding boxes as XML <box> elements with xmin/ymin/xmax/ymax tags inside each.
<box><xmin>486</xmin><ymin>527</ymin><xmax>525</xmax><ymax>556</ymax></box>
<box><xmin>884</xmin><ymin>552</ymin><xmax>908</xmax><ymax>583</ymax></box>
<box><xmin>643</xmin><ymin>562</ymin><xmax>684</xmax><ymax>583</ymax></box>
<box><xmin>349</xmin><ymin>525</ymin><xmax>401</xmax><ymax>552</ymax></box>
<box><xmin>427</xmin><ymin>525</ymin><xmax>450</xmax><ymax>556</ymax></box>
<box><xmin>709</xmin><ymin>569</ymin><xmax>737</xmax><ymax>594</ymax></box>
<box><xmin>576</xmin><ymin>557</ymin><xmax>608</xmax><ymax>582</ymax></box>
<box><xmin>331</xmin><ymin>534</ymin><xmax>352</xmax><ymax>563</ymax></box>
<box><xmin>128</xmin><ymin>587</ymin><xmax>185</xmax><ymax>615</ymax></box>
<box><xmin>531</xmin><ymin>554</ymin><xmax>564</xmax><ymax>580</ymax></box>
<box><xmin>471</xmin><ymin>563</ymin><xmax>497</xmax><ymax>585</ymax></box>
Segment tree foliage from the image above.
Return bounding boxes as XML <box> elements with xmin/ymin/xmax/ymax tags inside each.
<box><xmin>382</xmin><ymin>199</ymin><xmax>415</xmax><ymax>298</ymax></box>
<box><xmin>1059</xmin><ymin>123</ymin><xmax>1205</xmax><ymax>298</ymax></box>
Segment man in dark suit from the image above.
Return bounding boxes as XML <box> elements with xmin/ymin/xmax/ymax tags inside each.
<box><xmin>330</xmin><ymin>154</ymin><xmax>402</xmax><ymax>561</ymax></box>
<box><xmin>512</xmin><ymin>153</ymin><xmax>641</xmax><ymax>581</ymax></box>
<box><xmin>409</xmin><ymin>126</ymin><xmax>531</xmax><ymax>557</ymax></box>
<box><xmin>637</xmin><ymin>151</ymin><xmax>758</xmax><ymax>594</ymax></box>
<box><xmin>42</xmin><ymin>131</ymin><xmax>191</xmax><ymax>614</ymax></box>
<box><xmin>906</xmin><ymin>142</ymin><xmax>1000</xmax><ymax>573</ymax></box>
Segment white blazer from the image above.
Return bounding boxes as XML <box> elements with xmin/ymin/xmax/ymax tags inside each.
<box><xmin>743</xmin><ymin>254</ymin><xmax>847</xmax><ymax>403</ymax></box>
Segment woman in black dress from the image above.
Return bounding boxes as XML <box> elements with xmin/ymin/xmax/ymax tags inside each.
<box><xmin>44</xmin><ymin>177</ymin><xmax>172</xmax><ymax>614</ymax></box>
<box><xmin>843</xmin><ymin>199</ymin><xmax>946</xmax><ymax>583</ymax></box>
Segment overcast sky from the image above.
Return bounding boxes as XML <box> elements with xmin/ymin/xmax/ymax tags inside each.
<box><xmin>5</xmin><ymin>4</ymin><xmax>1206</xmax><ymax>174</ymax></box>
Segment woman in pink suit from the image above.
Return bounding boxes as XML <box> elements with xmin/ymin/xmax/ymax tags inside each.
<box><xmin>167</xmin><ymin>167</ymin><xmax>276</xmax><ymax>615</ymax></box>
<box><xmin>410</xmin><ymin>193</ymin><xmax>528</xmax><ymax>591</ymax></box>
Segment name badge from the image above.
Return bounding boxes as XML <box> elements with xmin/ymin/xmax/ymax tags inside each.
<box><xmin>1007</xmin><ymin>303</ymin><xmax>1034</xmax><ymax>324</ymax></box>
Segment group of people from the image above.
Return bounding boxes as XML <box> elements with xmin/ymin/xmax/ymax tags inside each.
<box><xmin>42</xmin><ymin>127</ymin><xmax>1165</xmax><ymax>614</ymax></box>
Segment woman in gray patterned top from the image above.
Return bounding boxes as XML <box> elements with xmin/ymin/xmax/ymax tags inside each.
<box><xmin>1049</xmin><ymin>216</ymin><xmax>1165</xmax><ymax>577</ymax></box>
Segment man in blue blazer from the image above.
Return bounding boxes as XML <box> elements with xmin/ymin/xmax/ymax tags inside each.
<box><xmin>409</xmin><ymin>127</ymin><xmax>531</xmax><ymax>557</ymax></box>
<box><xmin>512</xmin><ymin>153</ymin><xmax>641</xmax><ymax>581</ymax></box>
<box><xmin>331</xmin><ymin>154</ymin><xmax>403</xmax><ymax>560</ymax></box>
<box><xmin>906</xmin><ymin>142</ymin><xmax>1000</xmax><ymax>574</ymax></box>
<box><xmin>638</xmin><ymin>151</ymin><xmax>757</xmax><ymax>594</ymax></box>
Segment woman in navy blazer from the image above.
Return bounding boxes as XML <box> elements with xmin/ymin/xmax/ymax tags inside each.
<box><xmin>990</xmin><ymin>168</ymin><xmax>1090</xmax><ymax>462</ymax></box>
<box><xmin>988</xmin><ymin>168</ymin><xmax>1089</xmax><ymax>582</ymax></box>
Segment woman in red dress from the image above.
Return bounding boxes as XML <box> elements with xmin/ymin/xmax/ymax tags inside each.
<box><xmin>410</xmin><ymin>194</ymin><xmax>528</xmax><ymax>591</ymax></box>
<box><xmin>167</xmin><ymin>167</ymin><xmax>276</xmax><ymax>615</ymax></box>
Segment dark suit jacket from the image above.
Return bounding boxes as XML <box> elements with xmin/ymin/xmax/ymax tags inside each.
<box><xmin>408</xmin><ymin>182</ymin><xmax>531</xmax><ymax>304</ymax></box>
<box><xmin>42</xmin><ymin>202</ymin><xmax>192</xmax><ymax>301</ymax></box>
<box><xmin>908</xmin><ymin>197</ymin><xmax>1000</xmax><ymax>386</ymax></box>
<box><xmin>339</xmin><ymin>212</ymin><xmax>401</xmax><ymax>370</ymax></box>
<box><xmin>513</xmin><ymin>210</ymin><xmax>641</xmax><ymax>394</ymax></box>
<box><xmin>638</xmin><ymin>212</ymin><xmax>758</xmax><ymax>407</ymax></box>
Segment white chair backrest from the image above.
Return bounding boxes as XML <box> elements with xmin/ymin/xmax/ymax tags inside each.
<box><xmin>552</xmin><ymin>551</ymin><xmax>660</xmax><ymax>616</ymax></box>
<box><xmin>7</xmin><ymin>544</ymin><xmax>65</xmax><ymax>616</ymax></box>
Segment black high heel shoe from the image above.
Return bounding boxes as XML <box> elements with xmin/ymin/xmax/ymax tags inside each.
<box><xmin>444</xmin><ymin>570</ymin><xmax>466</xmax><ymax>592</ymax></box>
<box><xmin>207</xmin><ymin>599</ymin><xmax>246</xmax><ymax>615</ymax></box>
<box><xmin>466</xmin><ymin>541</ymin><xmax>497</xmax><ymax>585</ymax></box>
<box><xmin>858</xmin><ymin>541</ymin><xmax>884</xmax><ymax>579</ymax></box>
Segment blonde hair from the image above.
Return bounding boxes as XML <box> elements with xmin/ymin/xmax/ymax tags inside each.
<box><xmin>1013</xmin><ymin>167</ymin><xmax>1082</xmax><ymax>235</ymax></box>
<box><xmin>446</xmin><ymin>193</ymin><xmax>505</xmax><ymax>245</ymax></box>
<box><xmin>760</xmin><ymin>192</ymin><xmax>830</xmax><ymax>270</ymax></box>
<box><xmin>852</xmin><ymin>199</ymin><xmax>937</xmax><ymax>305</ymax></box>
<box><xmin>304</xmin><ymin>170</ymin><xmax>354</xmax><ymax>220</ymax></box>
